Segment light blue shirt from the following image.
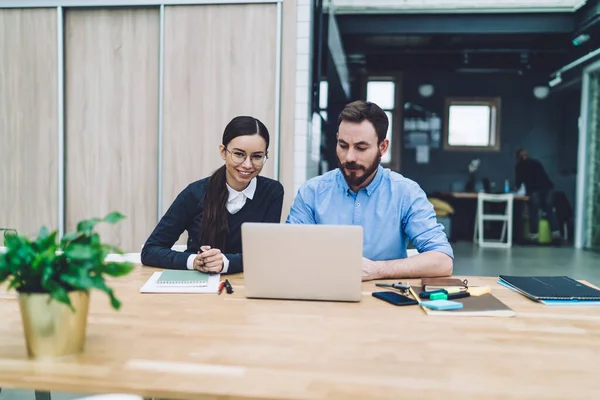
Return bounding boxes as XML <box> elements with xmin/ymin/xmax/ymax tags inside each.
<box><xmin>286</xmin><ymin>165</ymin><xmax>453</xmax><ymax>261</ymax></box>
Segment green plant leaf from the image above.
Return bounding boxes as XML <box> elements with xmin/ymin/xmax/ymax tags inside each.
<box><xmin>109</xmin><ymin>294</ymin><xmax>122</xmax><ymax>310</ymax></box>
<box><xmin>76</xmin><ymin>217</ymin><xmax>101</xmax><ymax>234</ymax></box>
<box><xmin>15</xmin><ymin>242</ymin><xmax>35</xmax><ymax>266</ymax></box>
<box><xmin>90</xmin><ymin>233</ymin><xmax>101</xmax><ymax>247</ymax></box>
<box><xmin>102</xmin><ymin>262</ymin><xmax>134</xmax><ymax>277</ymax></box>
<box><xmin>103</xmin><ymin>211</ymin><xmax>126</xmax><ymax>224</ymax></box>
<box><xmin>41</xmin><ymin>264</ymin><xmax>55</xmax><ymax>288</ymax></box>
<box><xmin>60</xmin><ymin>231</ymin><xmax>83</xmax><ymax>247</ymax></box>
<box><xmin>90</xmin><ymin>275</ymin><xmax>122</xmax><ymax>310</ymax></box>
<box><xmin>0</xmin><ymin>255</ymin><xmax>12</xmax><ymax>284</ymax></box>
<box><xmin>61</xmin><ymin>267</ymin><xmax>95</xmax><ymax>291</ymax></box>
<box><xmin>38</xmin><ymin>231</ymin><xmax>58</xmax><ymax>249</ymax></box>
<box><xmin>46</xmin><ymin>282</ymin><xmax>73</xmax><ymax>311</ymax></box>
<box><xmin>36</xmin><ymin>226</ymin><xmax>49</xmax><ymax>243</ymax></box>
<box><xmin>64</xmin><ymin>244</ymin><xmax>96</xmax><ymax>260</ymax></box>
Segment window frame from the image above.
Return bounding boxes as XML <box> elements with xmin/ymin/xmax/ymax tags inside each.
<box><xmin>360</xmin><ymin>73</ymin><xmax>403</xmax><ymax>172</ymax></box>
<box><xmin>443</xmin><ymin>97</ymin><xmax>501</xmax><ymax>152</ymax></box>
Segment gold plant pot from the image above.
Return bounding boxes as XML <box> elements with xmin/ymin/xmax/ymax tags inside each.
<box><xmin>18</xmin><ymin>290</ymin><xmax>90</xmax><ymax>359</ymax></box>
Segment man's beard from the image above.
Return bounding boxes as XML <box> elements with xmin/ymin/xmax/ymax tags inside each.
<box><xmin>337</xmin><ymin>154</ymin><xmax>381</xmax><ymax>189</ymax></box>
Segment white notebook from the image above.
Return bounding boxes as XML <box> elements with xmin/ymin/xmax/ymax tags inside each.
<box><xmin>140</xmin><ymin>271</ymin><xmax>221</xmax><ymax>294</ymax></box>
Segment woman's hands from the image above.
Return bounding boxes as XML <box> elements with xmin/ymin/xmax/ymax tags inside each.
<box><xmin>193</xmin><ymin>246</ymin><xmax>224</xmax><ymax>273</ymax></box>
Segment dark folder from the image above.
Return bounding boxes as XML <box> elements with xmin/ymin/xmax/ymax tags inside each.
<box><xmin>498</xmin><ymin>275</ymin><xmax>600</xmax><ymax>301</ymax></box>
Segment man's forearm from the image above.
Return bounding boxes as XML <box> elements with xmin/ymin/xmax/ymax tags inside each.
<box><xmin>375</xmin><ymin>251</ymin><xmax>453</xmax><ymax>279</ymax></box>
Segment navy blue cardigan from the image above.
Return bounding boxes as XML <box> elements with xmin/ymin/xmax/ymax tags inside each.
<box><xmin>141</xmin><ymin>176</ymin><xmax>284</xmax><ymax>273</ymax></box>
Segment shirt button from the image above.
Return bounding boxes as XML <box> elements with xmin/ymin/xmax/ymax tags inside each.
<box><xmin>357</xmin><ymin>203</ymin><xmax>360</xmax><ymax>207</ymax></box>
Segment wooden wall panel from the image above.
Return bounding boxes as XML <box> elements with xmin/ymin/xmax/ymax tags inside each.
<box><xmin>0</xmin><ymin>9</ymin><xmax>57</xmax><ymax>242</ymax></box>
<box><xmin>162</xmin><ymin>4</ymin><xmax>277</xmax><ymax>215</ymax></box>
<box><xmin>65</xmin><ymin>8</ymin><xmax>159</xmax><ymax>252</ymax></box>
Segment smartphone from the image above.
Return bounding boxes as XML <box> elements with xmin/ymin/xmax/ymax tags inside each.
<box><xmin>372</xmin><ymin>291</ymin><xmax>418</xmax><ymax>306</ymax></box>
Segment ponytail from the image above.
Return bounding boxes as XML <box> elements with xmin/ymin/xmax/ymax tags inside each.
<box><xmin>200</xmin><ymin>165</ymin><xmax>228</xmax><ymax>251</ymax></box>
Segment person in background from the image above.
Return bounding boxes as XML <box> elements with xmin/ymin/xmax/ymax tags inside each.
<box><xmin>141</xmin><ymin>116</ymin><xmax>284</xmax><ymax>273</ymax></box>
<box><xmin>514</xmin><ymin>148</ymin><xmax>561</xmax><ymax>244</ymax></box>
<box><xmin>286</xmin><ymin>100</ymin><xmax>453</xmax><ymax>281</ymax></box>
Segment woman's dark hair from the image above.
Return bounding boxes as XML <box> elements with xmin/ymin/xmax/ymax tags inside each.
<box><xmin>200</xmin><ymin>116</ymin><xmax>270</xmax><ymax>251</ymax></box>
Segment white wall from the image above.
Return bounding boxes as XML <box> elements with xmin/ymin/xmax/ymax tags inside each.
<box><xmin>293</xmin><ymin>0</ymin><xmax>314</xmax><ymax>195</ymax></box>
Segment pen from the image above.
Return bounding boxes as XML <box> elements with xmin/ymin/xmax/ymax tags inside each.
<box><xmin>224</xmin><ymin>279</ymin><xmax>233</xmax><ymax>294</ymax></box>
<box><xmin>375</xmin><ymin>282</ymin><xmax>411</xmax><ymax>290</ymax></box>
<box><xmin>217</xmin><ymin>281</ymin><xmax>226</xmax><ymax>295</ymax></box>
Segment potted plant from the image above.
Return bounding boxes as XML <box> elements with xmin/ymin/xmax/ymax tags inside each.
<box><xmin>0</xmin><ymin>211</ymin><xmax>134</xmax><ymax>359</ymax></box>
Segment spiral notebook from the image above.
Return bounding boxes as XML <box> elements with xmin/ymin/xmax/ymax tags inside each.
<box><xmin>156</xmin><ymin>270</ymin><xmax>209</xmax><ymax>287</ymax></box>
<box><xmin>498</xmin><ymin>275</ymin><xmax>600</xmax><ymax>304</ymax></box>
<box><xmin>140</xmin><ymin>271</ymin><xmax>220</xmax><ymax>293</ymax></box>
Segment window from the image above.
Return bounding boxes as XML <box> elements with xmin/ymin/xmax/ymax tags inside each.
<box><xmin>366</xmin><ymin>80</ymin><xmax>395</xmax><ymax>164</ymax></box>
<box><xmin>319</xmin><ymin>80</ymin><xmax>328</xmax><ymax>122</ymax></box>
<box><xmin>444</xmin><ymin>97</ymin><xmax>500</xmax><ymax>151</ymax></box>
<box><xmin>310</xmin><ymin>80</ymin><xmax>328</xmax><ymax>163</ymax></box>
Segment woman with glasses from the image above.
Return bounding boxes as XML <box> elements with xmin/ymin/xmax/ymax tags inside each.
<box><xmin>141</xmin><ymin>116</ymin><xmax>284</xmax><ymax>274</ymax></box>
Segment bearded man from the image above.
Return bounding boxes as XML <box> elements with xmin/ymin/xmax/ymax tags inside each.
<box><xmin>286</xmin><ymin>100</ymin><xmax>453</xmax><ymax>281</ymax></box>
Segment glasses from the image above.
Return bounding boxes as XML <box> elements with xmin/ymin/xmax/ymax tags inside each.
<box><xmin>225</xmin><ymin>148</ymin><xmax>268</xmax><ymax>167</ymax></box>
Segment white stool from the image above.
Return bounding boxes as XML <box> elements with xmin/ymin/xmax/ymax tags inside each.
<box><xmin>473</xmin><ymin>193</ymin><xmax>514</xmax><ymax>248</ymax></box>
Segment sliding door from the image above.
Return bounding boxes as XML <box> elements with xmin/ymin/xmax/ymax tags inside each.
<box><xmin>162</xmin><ymin>4</ymin><xmax>277</xmax><ymax>214</ymax></box>
<box><xmin>0</xmin><ymin>8</ymin><xmax>58</xmax><ymax>241</ymax></box>
<box><xmin>65</xmin><ymin>8</ymin><xmax>159</xmax><ymax>251</ymax></box>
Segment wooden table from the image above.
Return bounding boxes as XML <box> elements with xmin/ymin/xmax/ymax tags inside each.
<box><xmin>2</xmin><ymin>266</ymin><xmax>600</xmax><ymax>399</ymax></box>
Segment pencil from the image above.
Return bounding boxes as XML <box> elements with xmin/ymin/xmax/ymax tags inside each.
<box><xmin>408</xmin><ymin>285</ymin><xmax>428</xmax><ymax>314</ymax></box>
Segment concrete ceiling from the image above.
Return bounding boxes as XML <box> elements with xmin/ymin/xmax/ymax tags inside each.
<box><xmin>328</xmin><ymin>0</ymin><xmax>588</xmax><ymax>14</ymax></box>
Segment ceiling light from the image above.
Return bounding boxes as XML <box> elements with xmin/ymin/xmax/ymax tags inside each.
<box><xmin>533</xmin><ymin>86</ymin><xmax>550</xmax><ymax>99</ymax></box>
<box><xmin>418</xmin><ymin>84</ymin><xmax>434</xmax><ymax>97</ymax></box>
<box><xmin>549</xmin><ymin>73</ymin><xmax>562</xmax><ymax>88</ymax></box>
<box><xmin>572</xmin><ymin>34</ymin><xmax>590</xmax><ymax>46</ymax></box>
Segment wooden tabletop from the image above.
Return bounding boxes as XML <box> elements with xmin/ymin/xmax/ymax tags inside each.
<box><xmin>1</xmin><ymin>265</ymin><xmax>600</xmax><ymax>399</ymax></box>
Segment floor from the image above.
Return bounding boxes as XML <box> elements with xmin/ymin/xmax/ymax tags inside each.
<box><xmin>1</xmin><ymin>242</ymin><xmax>599</xmax><ymax>400</ymax></box>
<box><xmin>451</xmin><ymin>241</ymin><xmax>600</xmax><ymax>286</ymax></box>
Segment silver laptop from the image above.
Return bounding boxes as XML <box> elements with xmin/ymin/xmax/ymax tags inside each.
<box><xmin>241</xmin><ymin>223</ymin><xmax>363</xmax><ymax>302</ymax></box>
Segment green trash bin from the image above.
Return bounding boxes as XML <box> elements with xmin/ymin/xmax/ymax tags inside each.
<box><xmin>522</xmin><ymin>218</ymin><xmax>552</xmax><ymax>244</ymax></box>
<box><xmin>538</xmin><ymin>219</ymin><xmax>552</xmax><ymax>244</ymax></box>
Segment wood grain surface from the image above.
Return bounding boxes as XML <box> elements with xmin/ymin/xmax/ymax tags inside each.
<box><xmin>1</xmin><ymin>266</ymin><xmax>600</xmax><ymax>399</ymax></box>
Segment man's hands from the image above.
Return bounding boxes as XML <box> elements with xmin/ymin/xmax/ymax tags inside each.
<box><xmin>361</xmin><ymin>257</ymin><xmax>383</xmax><ymax>281</ymax></box>
<box><xmin>193</xmin><ymin>246</ymin><xmax>223</xmax><ymax>273</ymax></box>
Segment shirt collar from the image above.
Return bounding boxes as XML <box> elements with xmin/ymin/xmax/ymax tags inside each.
<box><xmin>226</xmin><ymin>177</ymin><xmax>257</xmax><ymax>201</ymax></box>
<box><xmin>337</xmin><ymin>164</ymin><xmax>385</xmax><ymax>197</ymax></box>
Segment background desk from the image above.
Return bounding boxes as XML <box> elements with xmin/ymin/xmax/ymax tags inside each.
<box><xmin>1</xmin><ymin>266</ymin><xmax>600</xmax><ymax>399</ymax></box>
<box><xmin>432</xmin><ymin>191</ymin><xmax>529</xmax><ymax>242</ymax></box>
<box><xmin>444</xmin><ymin>191</ymin><xmax>529</xmax><ymax>201</ymax></box>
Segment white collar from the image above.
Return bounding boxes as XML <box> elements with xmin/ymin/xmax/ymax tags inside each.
<box><xmin>226</xmin><ymin>177</ymin><xmax>257</xmax><ymax>202</ymax></box>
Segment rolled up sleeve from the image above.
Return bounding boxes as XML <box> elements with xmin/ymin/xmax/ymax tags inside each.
<box><xmin>286</xmin><ymin>186</ymin><xmax>317</xmax><ymax>224</ymax></box>
<box><xmin>402</xmin><ymin>184</ymin><xmax>454</xmax><ymax>259</ymax></box>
